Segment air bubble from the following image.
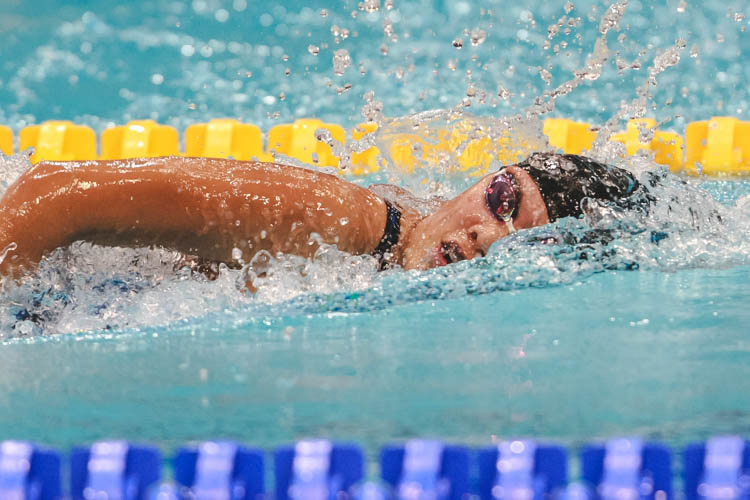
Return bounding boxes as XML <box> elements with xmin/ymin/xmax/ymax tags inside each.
<box><xmin>308</xmin><ymin>44</ymin><xmax>320</xmax><ymax>56</ymax></box>
<box><xmin>677</xmin><ymin>1</ymin><xmax>686</xmax><ymax>13</ymax></box>
<box><xmin>320</xmin><ymin>9</ymin><xmax>328</xmax><ymax>17</ymax></box>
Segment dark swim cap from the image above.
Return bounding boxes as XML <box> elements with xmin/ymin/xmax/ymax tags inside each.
<box><xmin>516</xmin><ymin>153</ymin><xmax>641</xmax><ymax>221</ymax></box>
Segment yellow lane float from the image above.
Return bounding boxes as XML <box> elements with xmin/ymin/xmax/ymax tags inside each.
<box><xmin>0</xmin><ymin>126</ymin><xmax>12</xmax><ymax>156</ymax></box>
<box><xmin>19</xmin><ymin>121</ymin><xmax>96</xmax><ymax>163</ymax></box>
<box><xmin>101</xmin><ymin>120</ymin><xmax>179</xmax><ymax>160</ymax></box>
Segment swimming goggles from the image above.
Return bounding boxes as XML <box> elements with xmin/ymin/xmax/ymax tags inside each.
<box><xmin>485</xmin><ymin>169</ymin><xmax>520</xmax><ymax>233</ymax></box>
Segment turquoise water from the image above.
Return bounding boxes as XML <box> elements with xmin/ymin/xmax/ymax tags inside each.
<box><xmin>2</xmin><ymin>0</ymin><xmax>750</xmax><ymax>460</ymax></box>
<box><xmin>3</xmin><ymin>267</ymin><xmax>750</xmax><ymax>454</ymax></box>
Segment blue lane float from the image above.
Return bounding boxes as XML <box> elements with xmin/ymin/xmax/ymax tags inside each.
<box><xmin>274</xmin><ymin>440</ymin><xmax>364</xmax><ymax>500</ymax></box>
<box><xmin>174</xmin><ymin>441</ymin><xmax>265</xmax><ymax>500</ymax></box>
<box><xmin>70</xmin><ymin>441</ymin><xmax>161</xmax><ymax>500</ymax></box>
<box><xmin>477</xmin><ymin>440</ymin><xmax>567</xmax><ymax>500</ymax></box>
<box><xmin>684</xmin><ymin>436</ymin><xmax>750</xmax><ymax>500</ymax></box>
<box><xmin>380</xmin><ymin>440</ymin><xmax>470</xmax><ymax>500</ymax></box>
<box><xmin>579</xmin><ymin>438</ymin><xmax>672</xmax><ymax>500</ymax></box>
<box><xmin>0</xmin><ymin>441</ymin><xmax>61</xmax><ymax>500</ymax></box>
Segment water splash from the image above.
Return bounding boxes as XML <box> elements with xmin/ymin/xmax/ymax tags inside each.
<box><xmin>0</xmin><ymin>150</ymin><xmax>33</xmax><ymax>198</ymax></box>
<box><xmin>1</xmin><ymin>1</ymin><xmax>750</xmax><ymax>337</ymax></box>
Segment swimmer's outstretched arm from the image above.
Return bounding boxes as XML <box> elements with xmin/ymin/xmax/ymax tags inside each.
<box><xmin>0</xmin><ymin>157</ymin><xmax>388</xmax><ymax>277</ymax></box>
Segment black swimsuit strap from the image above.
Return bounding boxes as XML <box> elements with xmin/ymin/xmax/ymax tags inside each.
<box><xmin>372</xmin><ymin>199</ymin><xmax>402</xmax><ymax>268</ymax></box>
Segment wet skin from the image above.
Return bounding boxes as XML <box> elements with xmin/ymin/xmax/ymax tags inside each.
<box><xmin>0</xmin><ymin>157</ymin><xmax>548</xmax><ymax>277</ymax></box>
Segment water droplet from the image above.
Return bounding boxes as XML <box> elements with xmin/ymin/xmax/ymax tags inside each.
<box><xmin>308</xmin><ymin>44</ymin><xmax>320</xmax><ymax>55</ymax></box>
<box><xmin>279</xmin><ymin>92</ymin><xmax>286</xmax><ymax>101</ymax></box>
<box><xmin>332</xmin><ymin>49</ymin><xmax>352</xmax><ymax>75</ymax></box>
<box><xmin>676</xmin><ymin>0</ymin><xmax>686</xmax><ymax>13</ymax></box>
<box><xmin>539</xmin><ymin>68</ymin><xmax>552</xmax><ymax>85</ymax></box>
<box><xmin>151</xmin><ymin>73</ymin><xmax>164</xmax><ymax>85</ymax></box>
<box><xmin>734</xmin><ymin>12</ymin><xmax>745</xmax><ymax>22</ymax></box>
<box><xmin>383</xmin><ymin>19</ymin><xmax>394</xmax><ymax>38</ymax></box>
<box><xmin>385</xmin><ymin>0</ymin><xmax>394</xmax><ymax>10</ymax></box>
<box><xmin>232</xmin><ymin>247</ymin><xmax>243</xmax><ymax>261</ymax></box>
<box><xmin>320</xmin><ymin>8</ymin><xmax>328</xmax><ymax>17</ymax></box>
<box><xmin>716</xmin><ymin>33</ymin><xmax>725</xmax><ymax>43</ymax></box>
<box><xmin>564</xmin><ymin>1</ymin><xmax>574</xmax><ymax>13</ymax></box>
<box><xmin>283</xmin><ymin>326</ymin><xmax>293</xmax><ymax>340</ymax></box>
<box><xmin>380</xmin><ymin>44</ymin><xmax>389</xmax><ymax>55</ymax></box>
<box><xmin>260</xmin><ymin>230</ymin><xmax>267</xmax><ymax>239</ymax></box>
<box><xmin>359</xmin><ymin>0</ymin><xmax>380</xmax><ymax>12</ymax></box>
<box><xmin>452</xmin><ymin>38</ymin><xmax>464</xmax><ymax>49</ymax></box>
<box><xmin>215</xmin><ymin>8</ymin><xmax>229</xmax><ymax>22</ymax></box>
<box><xmin>339</xmin><ymin>217</ymin><xmax>349</xmax><ymax>226</ymax></box>
<box><xmin>690</xmin><ymin>45</ymin><xmax>699</xmax><ymax>58</ymax></box>
<box><xmin>281</xmin><ymin>54</ymin><xmax>289</xmax><ymax>61</ymax></box>
<box><xmin>470</xmin><ymin>28</ymin><xmax>487</xmax><ymax>46</ymax></box>
<box><xmin>331</xmin><ymin>25</ymin><xmax>350</xmax><ymax>41</ymax></box>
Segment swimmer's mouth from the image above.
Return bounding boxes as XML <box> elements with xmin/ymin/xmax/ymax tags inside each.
<box><xmin>436</xmin><ymin>241</ymin><xmax>466</xmax><ymax>266</ymax></box>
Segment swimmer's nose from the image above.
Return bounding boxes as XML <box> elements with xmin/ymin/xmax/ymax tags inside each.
<box><xmin>467</xmin><ymin>223</ymin><xmax>507</xmax><ymax>257</ymax></box>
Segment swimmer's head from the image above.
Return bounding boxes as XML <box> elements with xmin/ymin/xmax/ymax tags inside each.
<box><xmin>401</xmin><ymin>165</ymin><xmax>549</xmax><ymax>270</ymax></box>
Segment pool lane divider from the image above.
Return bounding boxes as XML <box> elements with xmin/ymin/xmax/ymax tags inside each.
<box><xmin>4</xmin><ymin>436</ymin><xmax>744</xmax><ymax>500</ymax></box>
<box><xmin>3</xmin><ymin>116</ymin><xmax>750</xmax><ymax>176</ymax></box>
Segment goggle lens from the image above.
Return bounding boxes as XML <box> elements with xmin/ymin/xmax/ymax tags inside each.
<box><xmin>485</xmin><ymin>172</ymin><xmax>519</xmax><ymax>222</ymax></box>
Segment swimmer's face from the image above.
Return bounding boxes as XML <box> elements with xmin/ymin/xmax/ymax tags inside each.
<box><xmin>401</xmin><ymin>166</ymin><xmax>549</xmax><ymax>270</ymax></box>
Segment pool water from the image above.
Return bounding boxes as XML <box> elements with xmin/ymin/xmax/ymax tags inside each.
<box><xmin>2</xmin><ymin>0</ymin><xmax>750</xmax><ymax>459</ymax></box>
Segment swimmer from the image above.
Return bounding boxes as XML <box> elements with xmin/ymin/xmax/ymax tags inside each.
<box><xmin>0</xmin><ymin>152</ymin><xmax>643</xmax><ymax>277</ymax></box>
